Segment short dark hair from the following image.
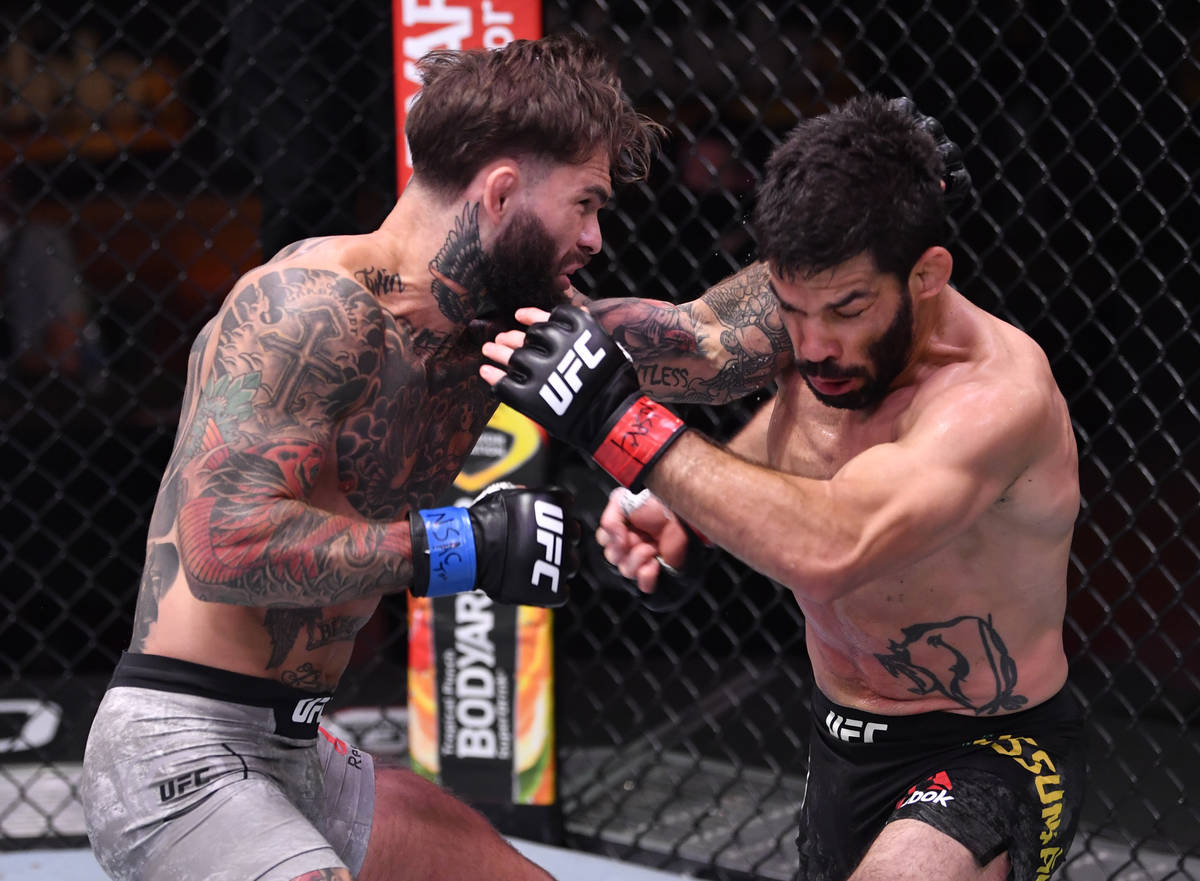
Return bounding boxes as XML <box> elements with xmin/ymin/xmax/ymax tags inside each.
<box><xmin>752</xmin><ymin>93</ymin><xmax>949</xmax><ymax>281</ymax></box>
<box><xmin>406</xmin><ymin>34</ymin><xmax>663</xmax><ymax>195</ymax></box>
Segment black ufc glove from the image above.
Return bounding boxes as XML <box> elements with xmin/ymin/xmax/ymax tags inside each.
<box><xmin>888</xmin><ymin>97</ymin><xmax>973</xmax><ymax>210</ymax></box>
<box><xmin>490</xmin><ymin>304</ymin><xmax>687</xmax><ymax>490</ymax></box>
<box><xmin>409</xmin><ymin>485</ymin><xmax>577</xmax><ymax>607</ymax></box>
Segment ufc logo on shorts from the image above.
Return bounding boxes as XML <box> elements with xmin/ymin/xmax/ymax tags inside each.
<box><xmin>824</xmin><ymin>710</ymin><xmax>889</xmax><ymax>743</ymax></box>
<box><xmin>538</xmin><ymin>330</ymin><xmax>606</xmax><ymax>415</ymax></box>
<box><xmin>531</xmin><ymin>500</ymin><xmax>564</xmax><ymax>593</ymax></box>
<box><xmin>292</xmin><ymin>696</ymin><xmax>330</xmax><ymax>725</ymax></box>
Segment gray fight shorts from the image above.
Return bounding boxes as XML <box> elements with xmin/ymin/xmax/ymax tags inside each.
<box><xmin>80</xmin><ymin>652</ymin><xmax>375</xmax><ymax>881</ymax></box>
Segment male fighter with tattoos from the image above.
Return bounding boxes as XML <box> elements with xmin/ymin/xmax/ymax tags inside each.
<box><xmin>79</xmin><ymin>35</ymin><xmax>662</xmax><ymax>881</ymax></box>
<box><xmin>483</xmin><ymin>95</ymin><xmax>1086</xmax><ymax>881</ymax></box>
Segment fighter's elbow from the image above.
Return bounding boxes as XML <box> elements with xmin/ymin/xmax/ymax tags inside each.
<box><xmin>182</xmin><ymin>570</ymin><xmax>237</xmax><ymax>604</ymax></box>
<box><xmin>773</xmin><ymin>550</ymin><xmax>861</xmax><ymax>604</ymax></box>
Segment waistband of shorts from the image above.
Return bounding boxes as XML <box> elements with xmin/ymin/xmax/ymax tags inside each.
<box><xmin>811</xmin><ymin>685</ymin><xmax>1082</xmax><ymax>751</ymax></box>
<box><xmin>108</xmin><ymin>651</ymin><xmax>334</xmax><ymax>739</ymax></box>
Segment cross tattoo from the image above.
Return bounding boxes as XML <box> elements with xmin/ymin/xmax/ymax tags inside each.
<box><xmin>260</xmin><ymin>306</ymin><xmax>345</xmax><ymax>413</ymax></box>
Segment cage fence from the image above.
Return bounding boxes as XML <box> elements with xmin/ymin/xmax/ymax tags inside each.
<box><xmin>0</xmin><ymin>2</ymin><xmax>1196</xmax><ymax>880</ymax></box>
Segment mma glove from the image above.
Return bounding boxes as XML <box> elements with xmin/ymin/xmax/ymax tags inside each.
<box><xmin>887</xmin><ymin>97</ymin><xmax>973</xmax><ymax>210</ymax></box>
<box><xmin>410</xmin><ymin>484</ymin><xmax>578</xmax><ymax>607</ymax></box>
<box><xmin>490</xmin><ymin>304</ymin><xmax>687</xmax><ymax>491</ymax></box>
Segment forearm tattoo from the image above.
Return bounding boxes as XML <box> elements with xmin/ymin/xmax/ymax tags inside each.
<box><xmin>178</xmin><ymin>439</ymin><xmax>408</xmax><ymax>606</ymax></box>
<box><xmin>694</xmin><ymin>262</ymin><xmax>792</xmax><ymax>400</ymax></box>
<box><xmin>875</xmin><ymin>614</ymin><xmax>1029</xmax><ymax>715</ymax></box>
<box><xmin>590</xmin><ymin>262</ymin><xmax>791</xmax><ymax>404</ymax></box>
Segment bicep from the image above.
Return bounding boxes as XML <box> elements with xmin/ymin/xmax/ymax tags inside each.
<box><xmin>832</xmin><ymin>392</ymin><xmax>1043</xmax><ymax>573</ymax></box>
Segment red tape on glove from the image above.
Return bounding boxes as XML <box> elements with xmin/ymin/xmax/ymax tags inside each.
<box><xmin>591</xmin><ymin>396</ymin><xmax>685</xmax><ymax>489</ymax></box>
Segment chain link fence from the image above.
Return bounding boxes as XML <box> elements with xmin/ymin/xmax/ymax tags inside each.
<box><xmin>1</xmin><ymin>1</ymin><xmax>1196</xmax><ymax>879</ymax></box>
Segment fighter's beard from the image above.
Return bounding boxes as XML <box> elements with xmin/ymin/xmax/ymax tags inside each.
<box><xmin>481</xmin><ymin>209</ymin><xmax>571</xmax><ymax>331</ymax></box>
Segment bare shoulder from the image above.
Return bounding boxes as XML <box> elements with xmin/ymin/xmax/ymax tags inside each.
<box><xmin>902</xmin><ymin>311</ymin><xmax>1078</xmax><ymax>521</ymax></box>
<box><xmin>896</xmin><ymin>315</ymin><xmax>1073</xmax><ymax>486</ymax></box>
<box><xmin>205</xmin><ymin>260</ymin><xmax>391</xmax><ymax>430</ymax></box>
<box><xmin>263</xmin><ymin>235</ymin><xmax>348</xmax><ymax>266</ymax></box>
<box><xmin>922</xmin><ymin>308</ymin><xmax>1065</xmax><ymax>421</ymax></box>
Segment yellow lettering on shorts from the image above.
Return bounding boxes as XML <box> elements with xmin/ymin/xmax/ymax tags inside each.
<box><xmin>1039</xmin><ymin>801</ymin><xmax>1063</xmax><ymax>843</ymax></box>
<box><xmin>1035</xmin><ymin>845</ymin><xmax>1064</xmax><ymax>881</ymax></box>
<box><xmin>1016</xmin><ymin>749</ymin><xmax>1056</xmax><ymax>776</ymax></box>
<box><xmin>973</xmin><ymin>734</ymin><xmax>1068</xmax><ymax>869</ymax></box>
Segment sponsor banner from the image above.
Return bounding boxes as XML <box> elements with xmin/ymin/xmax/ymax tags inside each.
<box><xmin>408</xmin><ymin>404</ymin><xmax>559</xmax><ymax>838</ymax></box>
<box><xmin>392</xmin><ymin>0</ymin><xmax>542</xmax><ymax>188</ymax></box>
<box><xmin>435</xmin><ymin>592</ymin><xmax>516</xmax><ymax>801</ymax></box>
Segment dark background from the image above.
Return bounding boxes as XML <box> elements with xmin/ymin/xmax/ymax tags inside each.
<box><xmin>1</xmin><ymin>1</ymin><xmax>1196</xmax><ymax>877</ymax></box>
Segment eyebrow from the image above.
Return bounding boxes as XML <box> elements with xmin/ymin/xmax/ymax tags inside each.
<box><xmin>581</xmin><ymin>184</ymin><xmax>613</xmax><ymax>206</ymax></box>
<box><xmin>768</xmin><ymin>280</ymin><xmax>876</xmax><ymax>315</ymax></box>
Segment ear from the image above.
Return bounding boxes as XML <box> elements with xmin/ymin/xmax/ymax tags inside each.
<box><xmin>908</xmin><ymin>246</ymin><xmax>953</xmax><ymax>301</ymax></box>
<box><xmin>481</xmin><ymin>161</ymin><xmax>521</xmax><ymax>225</ymax></box>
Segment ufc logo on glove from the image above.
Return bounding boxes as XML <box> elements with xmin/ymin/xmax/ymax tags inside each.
<box><xmin>493</xmin><ymin>305</ymin><xmax>688</xmax><ymax>492</ymax></box>
<box><xmin>538</xmin><ymin>330</ymin><xmax>607</xmax><ymax>415</ymax></box>
<box><xmin>531</xmin><ymin>500</ymin><xmax>565</xmax><ymax>592</ymax></box>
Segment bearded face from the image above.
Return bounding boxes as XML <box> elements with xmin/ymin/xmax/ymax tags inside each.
<box><xmin>797</xmin><ymin>289</ymin><xmax>914</xmax><ymax>411</ymax></box>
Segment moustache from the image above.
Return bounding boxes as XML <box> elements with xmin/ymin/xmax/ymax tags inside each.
<box><xmin>796</xmin><ymin>360</ymin><xmax>866</xmax><ymax>381</ymax></box>
<box><xmin>560</xmin><ymin>250</ymin><xmax>591</xmax><ymax>274</ymax></box>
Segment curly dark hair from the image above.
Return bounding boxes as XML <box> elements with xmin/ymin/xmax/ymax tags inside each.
<box><xmin>752</xmin><ymin>93</ymin><xmax>949</xmax><ymax>281</ymax></box>
<box><xmin>406</xmin><ymin>33</ymin><xmax>663</xmax><ymax>196</ymax></box>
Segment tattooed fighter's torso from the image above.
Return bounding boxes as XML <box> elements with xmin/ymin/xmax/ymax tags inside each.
<box><xmin>130</xmin><ymin>230</ymin><xmax>497</xmax><ymax>690</ymax></box>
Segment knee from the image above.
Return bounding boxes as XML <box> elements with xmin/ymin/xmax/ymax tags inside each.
<box><xmin>373</xmin><ymin>766</ymin><xmax>496</xmax><ymax>835</ymax></box>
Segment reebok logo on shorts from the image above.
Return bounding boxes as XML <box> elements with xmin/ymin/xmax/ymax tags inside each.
<box><xmin>896</xmin><ymin>770</ymin><xmax>955</xmax><ymax>808</ymax></box>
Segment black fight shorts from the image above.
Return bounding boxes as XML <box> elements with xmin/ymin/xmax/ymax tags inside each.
<box><xmin>797</xmin><ymin>687</ymin><xmax>1085</xmax><ymax>881</ymax></box>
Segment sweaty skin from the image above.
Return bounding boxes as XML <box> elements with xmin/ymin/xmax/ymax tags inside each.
<box><xmin>705</xmin><ymin>318</ymin><xmax>1078</xmax><ymax>716</ymax></box>
<box><xmin>131</xmin><ymin>226</ymin><xmax>499</xmax><ymax>691</ymax></box>
<box><xmin>499</xmin><ymin>257</ymin><xmax>1078</xmax><ymax>718</ymax></box>
<box><xmin>133</xmin><ymin>141</ymin><xmax>611</xmax><ymax>693</ymax></box>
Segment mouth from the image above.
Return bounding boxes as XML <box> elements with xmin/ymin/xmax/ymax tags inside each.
<box><xmin>557</xmin><ymin>264</ymin><xmax>584</xmax><ymax>290</ymax></box>
<box><xmin>806</xmin><ymin>375</ymin><xmax>861</xmax><ymax>396</ymax></box>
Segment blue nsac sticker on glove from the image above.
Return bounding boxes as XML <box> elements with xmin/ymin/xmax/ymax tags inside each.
<box><xmin>417</xmin><ymin>506</ymin><xmax>478</xmax><ymax>597</ymax></box>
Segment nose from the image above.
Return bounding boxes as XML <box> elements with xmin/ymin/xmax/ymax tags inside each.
<box><xmin>792</xmin><ymin>318</ymin><xmax>842</xmax><ymax>364</ymax></box>
<box><xmin>578</xmin><ymin>214</ymin><xmax>602</xmax><ymax>256</ymax></box>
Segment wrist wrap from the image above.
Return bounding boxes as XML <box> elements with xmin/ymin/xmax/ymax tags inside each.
<box><xmin>590</xmin><ymin>393</ymin><xmax>687</xmax><ymax>490</ymax></box>
<box><xmin>410</xmin><ymin>506</ymin><xmax>477</xmax><ymax>597</ymax></box>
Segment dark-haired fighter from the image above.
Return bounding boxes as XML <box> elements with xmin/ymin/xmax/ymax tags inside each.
<box><xmin>80</xmin><ymin>34</ymin><xmax>663</xmax><ymax>881</ymax></box>
<box><xmin>484</xmin><ymin>94</ymin><xmax>1085</xmax><ymax>881</ymax></box>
